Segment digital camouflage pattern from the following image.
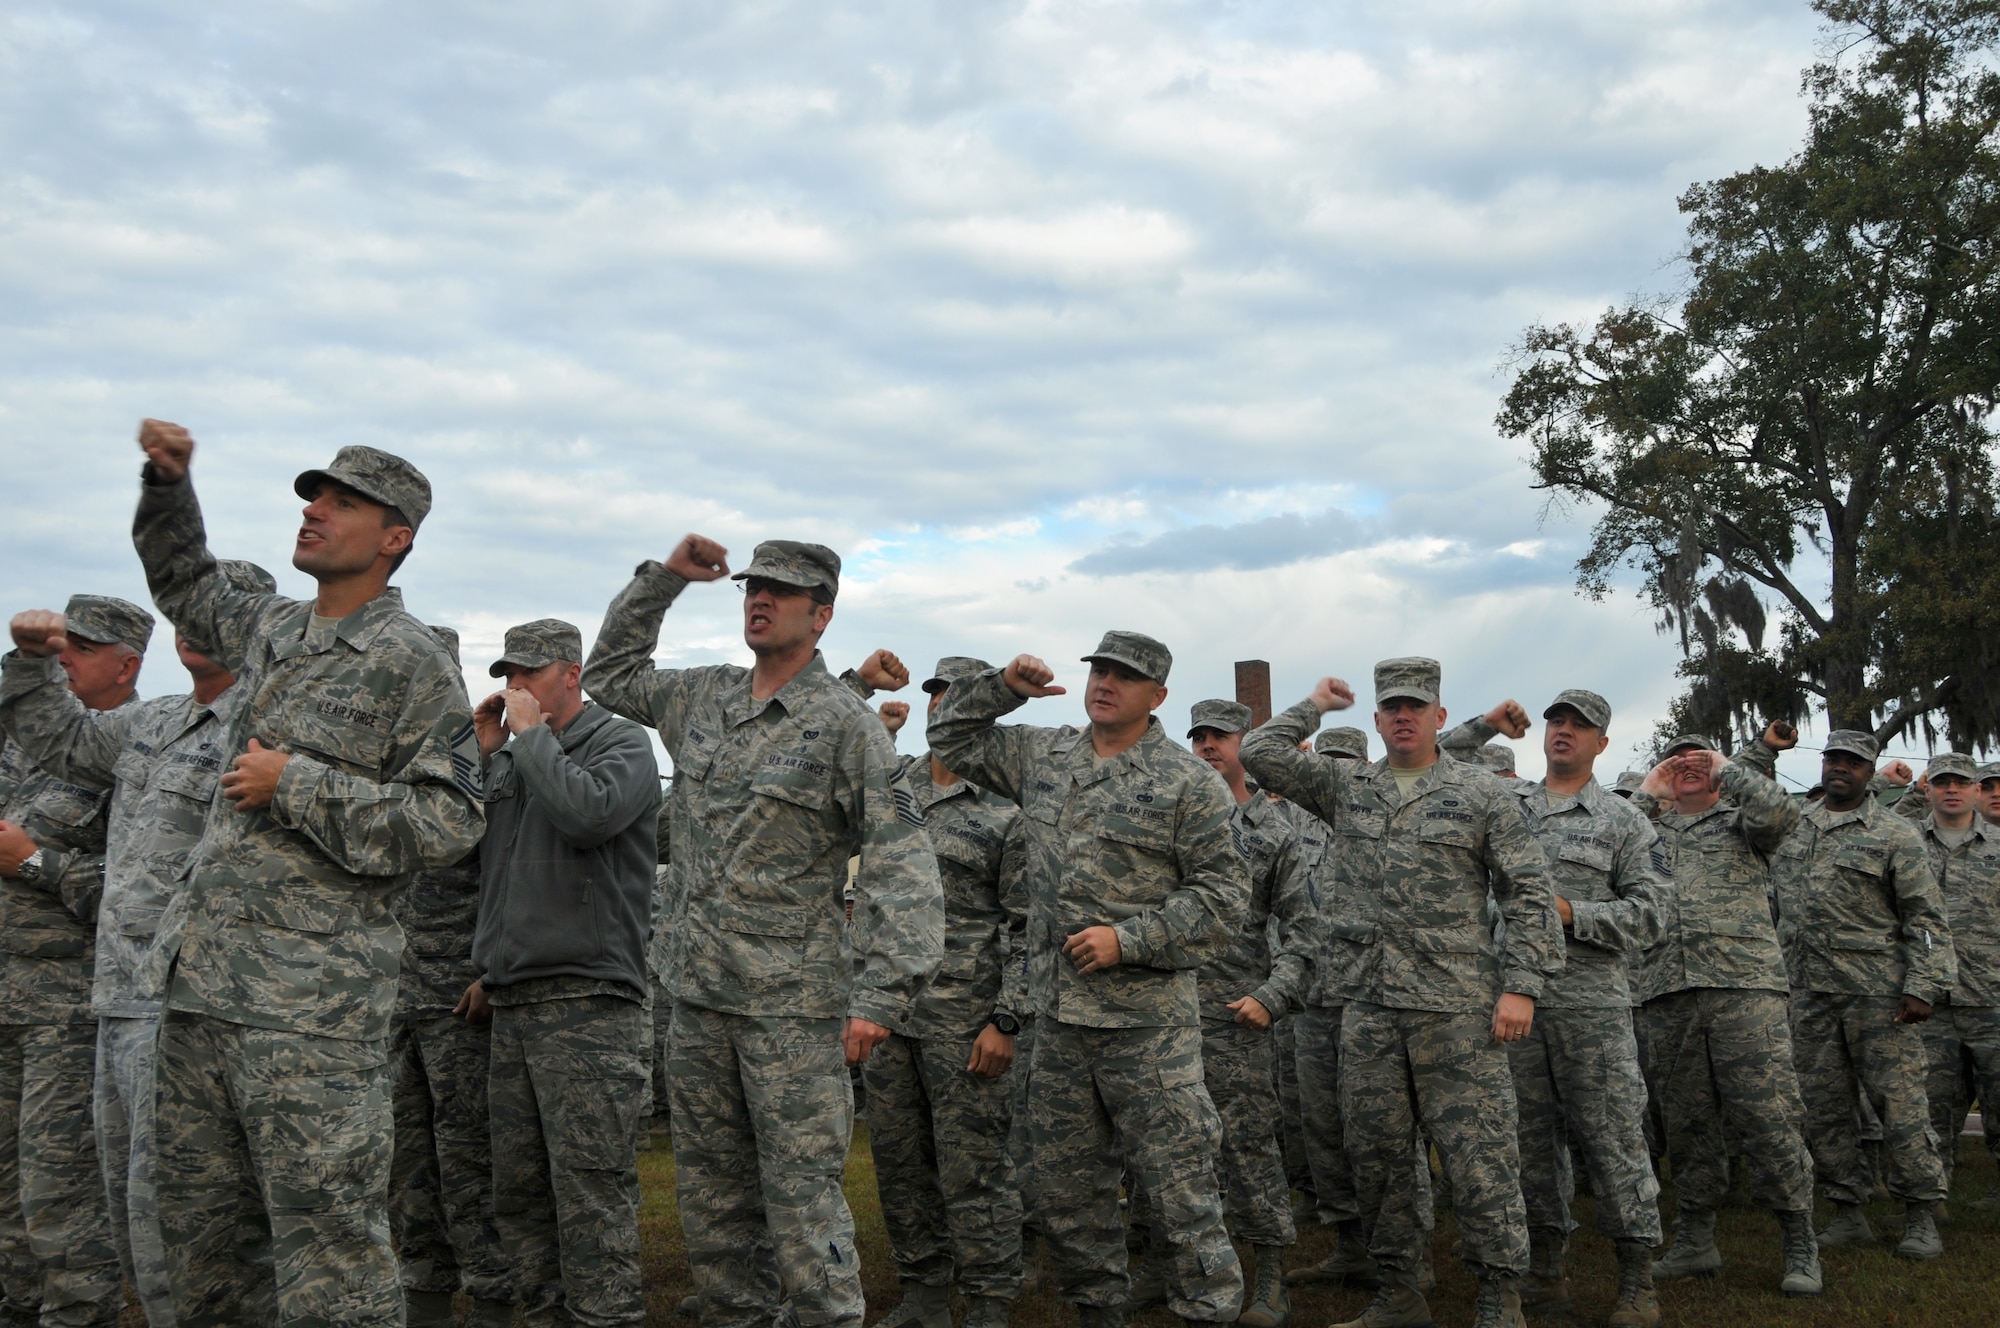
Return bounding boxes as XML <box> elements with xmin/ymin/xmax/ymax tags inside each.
<box><xmin>489</xmin><ymin>994</ymin><xmax>646</xmax><ymax>1328</ymax></box>
<box><xmin>1913</xmin><ymin>814</ymin><xmax>2000</xmax><ymax>1178</ymax></box>
<box><xmin>0</xmin><ymin>654</ymin><xmax>235</xmax><ymax>1018</ymax></box>
<box><xmin>95</xmin><ymin>1015</ymin><xmax>174</xmax><ymax>1325</ymax></box>
<box><xmin>925</xmin><ymin>667</ymin><xmax>1250</xmax><ymax>1027</ymax></box>
<box><xmin>391</xmin><ymin>1009</ymin><xmax>512</xmax><ymax>1306</ymax></box>
<box><xmin>1272</xmin><ymin>1017</ymin><xmax>1313</xmax><ymax>1200</ymax></box>
<box><xmin>1791</xmin><ymin>991</ymin><xmax>1948</xmax><ymax>1205</ymax></box>
<box><xmin>0</xmin><ymin>734</ymin><xmax>116</xmax><ymax>1023</ymax></box>
<box><xmin>1201</xmin><ymin>795</ymin><xmax>1320</xmax><ymax>1026</ymax></box>
<box><xmin>57</xmin><ymin>595</ymin><xmax>154</xmax><ymax>657</ymax></box>
<box><xmin>864</xmin><ymin>1032</ymin><xmax>1023</xmax><ymax>1298</ymax></box>
<box><xmin>1193</xmin><ymin>1021</ymin><xmax>1294</xmax><ymax>1247</ymax></box>
<box><xmin>1924</xmin><ymin>1005</ymin><xmax>2000</xmax><ymax>1174</ymax></box>
<box><xmin>131</xmin><ymin>474</ymin><xmax>487</xmax><ymax>1042</ymax></box>
<box><xmin>394</xmin><ymin>849</ymin><xmax>483</xmax><ymax>1019</ymax></box>
<box><xmin>1020</xmin><ymin>1020</ymin><xmax>1241</xmax><ymax>1319</ymax></box>
<box><xmin>1291</xmin><ymin>1005</ymin><xmax>1359</xmax><ymax>1227</ymax></box>
<box><xmin>668</xmin><ymin>1004</ymin><xmax>858</xmax><ymax>1328</ymax></box>
<box><xmin>583</xmin><ymin>560</ymin><xmax>944</xmax><ymax>1027</ymax></box>
<box><xmin>153</xmin><ymin>1013</ymin><xmax>398</xmax><ymax>1327</ymax></box>
<box><xmin>293</xmin><ymin>445</ymin><xmax>433</xmax><ymax>530</ymax></box>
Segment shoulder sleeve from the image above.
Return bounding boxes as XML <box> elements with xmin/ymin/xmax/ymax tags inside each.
<box><xmin>1239</xmin><ymin>700</ymin><xmax>1346</xmax><ymax>828</ymax></box>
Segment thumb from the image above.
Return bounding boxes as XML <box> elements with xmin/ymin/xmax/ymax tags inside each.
<box><xmin>246</xmin><ymin>738</ymin><xmax>267</xmax><ymax>752</ymax></box>
<box><xmin>1041</xmin><ymin>684</ymin><xmax>1068</xmax><ymax>696</ymax></box>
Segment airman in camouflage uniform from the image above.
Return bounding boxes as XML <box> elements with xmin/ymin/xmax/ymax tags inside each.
<box><xmin>585</xmin><ymin>536</ymin><xmax>944</xmax><ymax>1328</ymax></box>
<box><xmin>1905</xmin><ymin>753</ymin><xmax>2000</xmax><ymax>1209</ymax></box>
<box><xmin>130</xmin><ymin>424</ymin><xmax>488</xmax><ymax>1326</ymax></box>
<box><xmin>1771</xmin><ymin>729</ymin><xmax>1956</xmax><ymax>1261</ymax></box>
<box><xmin>0</xmin><ymin>595</ymin><xmax>152</xmax><ymax>1328</ymax></box>
<box><xmin>858</xmin><ymin>657</ymin><xmax>1028</xmax><ymax>1328</ymax></box>
<box><xmin>389</xmin><ymin>626</ymin><xmax>516</xmax><ymax>1328</ymax></box>
<box><xmin>1449</xmin><ymin>692</ymin><xmax>1667</xmax><ymax>1326</ymax></box>
<box><xmin>1634</xmin><ymin>731</ymin><xmax>1819</xmax><ymax>1294</ymax></box>
<box><xmin>928</xmin><ymin>632</ymin><xmax>1250</xmax><ymax>1328</ymax></box>
<box><xmin>1240</xmin><ymin>658</ymin><xmax>1563</xmax><ymax>1328</ymax></box>
<box><xmin>1</xmin><ymin>571</ymin><xmax>272</xmax><ymax>1328</ymax></box>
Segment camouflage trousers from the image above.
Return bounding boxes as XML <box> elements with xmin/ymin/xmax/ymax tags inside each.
<box><xmin>0</xmin><ymin>1022</ymin><xmax>120</xmax><ymax>1328</ymax></box>
<box><xmin>862</xmin><ymin>1029</ymin><xmax>1022</xmax><ymax>1298</ymax></box>
<box><xmin>668</xmin><ymin>1002</ymin><xmax>861</xmax><ymax>1328</ymax></box>
<box><xmin>1628</xmin><ymin>1001</ymin><xmax>1666</xmax><ymax>1165</ymax></box>
<box><xmin>1021</xmin><ymin>1020</ymin><xmax>1241</xmax><ymax>1320</ymax></box>
<box><xmin>390</xmin><ymin>1012</ymin><xmax>513</xmax><ymax>1302</ymax></box>
<box><xmin>648</xmin><ymin>975</ymin><xmax>672</xmax><ymax>1124</ymax></box>
<box><xmin>1639</xmin><ymin>989</ymin><xmax>1811</xmax><ymax>1214</ymax></box>
<box><xmin>1273</xmin><ymin>1018</ymin><xmax>1313</xmax><ymax>1201</ymax></box>
<box><xmin>1506</xmin><ymin>1006</ymin><xmax>1661</xmax><ymax>1242</ymax></box>
<box><xmin>154</xmin><ymin>1010</ymin><xmax>398</xmax><ymax>1327</ymax></box>
<box><xmin>1791</xmin><ymin>991</ymin><xmax>1946</xmax><ymax>1206</ymax></box>
<box><xmin>1291</xmin><ymin>1005</ymin><xmax>1359</xmax><ymax>1227</ymax></box>
<box><xmin>1011</xmin><ymin>1018</ymin><xmax>1041</xmax><ymax>1235</ymax></box>
<box><xmin>489</xmin><ymin>996</ymin><xmax>646</xmax><ymax>1328</ymax></box>
<box><xmin>1341</xmin><ymin>1003</ymin><xmax>1528</xmax><ymax>1281</ymax></box>
<box><xmin>1922</xmin><ymin>1002</ymin><xmax>2000</xmax><ymax>1178</ymax></box>
<box><xmin>93</xmin><ymin>1016</ymin><xmax>174</xmax><ymax>1327</ymax></box>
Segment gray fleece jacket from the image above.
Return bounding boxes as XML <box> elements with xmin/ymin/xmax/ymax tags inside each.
<box><xmin>472</xmin><ymin>701</ymin><xmax>660</xmax><ymax>997</ymax></box>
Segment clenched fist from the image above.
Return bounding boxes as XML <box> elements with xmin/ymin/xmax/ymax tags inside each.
<box><xmin>1308</xmin><ymin>677</ymin><xmax>1355</xmax><ymax>714</ymax></box>
<box><xmin>138</xmin><ymin>419</ymin><xmax>194</xmax><ymax>482</ymax></box>
<box><xmin>9</xmin><ymin>611</ymin><xmax>66</xmax><ymax>659</ymax></box>
<box><xmin>665</xmin><ymin>534</ymin><xmax>730</xmax><ymax>582</ymax></box>
<box><xmin>857</xmin><ymin>649</ymin><xmax>910</xmax><ymax>692</ymax></box>
<box><xmin>878</xmin><ymin>701</ymin><xmax>910</xmax><ymax>736</ymax></box>
<box><xmin>1002</xmin><ymin>655</ymin><xmax>1065</xmax><ymax>699</ymax></box>
<box><xmin>1483</xmin><ymin>700</ymin><xmax>1530</xmax><ymax>739</ymax></box>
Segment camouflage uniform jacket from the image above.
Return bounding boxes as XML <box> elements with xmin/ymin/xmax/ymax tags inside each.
<box><xmin>1276</xmin><ymin>798</ymin><xmax>1336</xmax><ymax>1007</ymax></box>
<box><xmin>1636</xmin><ymin>756</ymin><xmax>1798</xmax><ymax>1001</ymax></box>
<box><xmin>1509</xmin><ymin>776</ymin><xmax>1669</xmax><ymax>1009</ymax></box>
<box><xmin>0</xmin><ymin>653</ymin><xmax>236</xmax><ymax>1018</ymax></box>
<box><xmin>1201</xmin><ymin>793</ymin><xmax>1320</xmax><ymax>1025</ymax></box>
<box><xmin>926</xmin><ymin>668</ymin><xmax>1250</xmax><ymax>1030</ymax></box>
<box><xmin>1238</xmin><ymin>700</ymin><xmax>1562</xmax><ymax>1015</ymax></box>
<box><xmin>1918</xmin><ymin>815</ymin><xmax>2000</xmax><ymax>1007</ymax></box>
<box><xmin>132</xmin><ymin>473</ymin><xmax>487</xmax><ymax>1041</ymax></box>
<box><xmin>394</xmin><ymin>847</ymin><xmax>480</xmax><ymax>1019</ymax></box>
<box><xmin>581</xmin><ymin>561</ymin><xmax>943</xmax><ymax>1027</ymax></box>
<box><xmin>898</xmin><ymin>755</ymin><xmax>1030</xmax><ymax>1038</ymax></box>
<box><xmin>0</xmin><ymin>716</ymin><xmax>124</xmax><ymax>1023</ymax></box>
<box><xmin>1771</xmin><ymin>795</ymin><xmax>1956</xmax><ymax>1004</ymax></box>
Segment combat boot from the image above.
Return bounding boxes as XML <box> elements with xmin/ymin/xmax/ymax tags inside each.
<box><xmin>1469</xmin><ymin>1278</ymin><xmax>1525</xmax><ymax>1328</ymax></box>
<box><xmin>1125</xmin><ymin>1243</ymin><xmax>1169</xmax><ymax>1312</ymax></box>
<box><xmin>1776</xmin><ymin>1209</ymin><xmax>1823</xmax><ymax>1296</ymax></box>
<box><xmin>879</xmin><ymin>1281</ymin><xmax>953</xmax><ymax>1328</ymax></box>
<box><xmin>1286</xmin><ymin>1219</ymin><xmax>1379</xmax><ymax>1288</ymax></box>
<box><xmin>1650</xmin><ymin>1207</ymin><xmax>1720</xmax><ymax>1281</ymax></box>
<box><xmin>406</xmin><ymin>1290</ymin><xmax>457</xmax><ymax>1328</ymax></box>
<box><xmin>1237</xmin><ymin>1245</ymin><xmax>1291</xmax><ymax>1328</ymax></box>
<box><xmin>1329</xmin><ymin>1273</ymin><xmax>1433</xmax><ymax>1328</ymax></box>
<box><xmin>1606</xmin><ymin>1239</ymin><xmax>1659</xmax><ymax>1328</ymax></box>
<box><xmin>1895</xmin><ymin>1201</ymin><xmax>1943</xmax><ymax>1260</ymax></box>
<box><xmin>964</xmin><ymin>1296</ymin><xmax>1012</xmax><ymax>1328</ymax></box>
<box><xmin>1815</xmin><ymin>1202</ymin><xmax>1876</xmax><ymax>1248</ymax></box>
<box><xmin>1078</xmin><ymin>1304</ymin><xmax>1126</xmax><ymax>1328</ymax></box>
<box><xmin>1518</xmin><ymin>1227</ymin><xmax>1571</xmax><ymax>1314</ymax></box>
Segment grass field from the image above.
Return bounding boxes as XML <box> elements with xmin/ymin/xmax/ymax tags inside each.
<box><xmin>623</xmin><ymin>1127</ymin><xmax>2000</xmax><ymax>1328</ymax></box>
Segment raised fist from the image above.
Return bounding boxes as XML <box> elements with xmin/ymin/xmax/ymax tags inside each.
<box><xmin>858</xmin><ymin>649</ymin><xmax>909</xmax><ymax>693</ymax></box>
<box><xmin>1879</xmin><ymin>759</ymin><xmax>1914</xmax><ymax>787</ymax></box>
<box><xmin>9</xmin><ymin>611</ymin><xmax>66</xmax><ymax>659</ymax></box>
<box><xmin>1002</xmin><ymin>655</ymin><xmax>1065</xmax><ymax>699</ymax></box>
<box><xmin>138</xmin><ymin>418</ymin><xmax>194</xmax><ymax>482</ymax></box>
<box><xmin>1484</xmin><ymin>700</ymin><xmax>1530</xmax><ymax>739</ymax></box>
<box><xmin>878</xmin><ymin>701</ymin><xmax>910</xmax><ymax>736</ymax></box>
<box><xmin>665</xmin><ymin>534</ymin><xmax>730</xmax><ymax>582</ymax></box>
<box><xmin>1763</xmin><ymin>721</ymin><xmax>1798</xmax><ymax>751</ymax></box>
<box><xmin>1308</xmin><ymin>677</ymin><xmax>1355</xmax><ymax>714</ymax></box>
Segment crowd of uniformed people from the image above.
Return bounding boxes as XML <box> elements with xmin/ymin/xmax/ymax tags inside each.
<box><xmin>0</xmin><ymin>421</ymin><xmax>1991</xmax><ymax>1328</ymax></box>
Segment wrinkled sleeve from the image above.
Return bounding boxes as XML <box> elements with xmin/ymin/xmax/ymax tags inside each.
<box><xmin>1889</xmin><ymin>830</ymin><xmax>1957</xmax><ymax>1004</ymax></box>
<box><xmin>582</xmin><ymin>561</ymin><xmax>696</xmax><ymax>753</ymax></box>
<box><xmin>269</xmin><ymin>647</ymin><xmax>486</xmax><ymax>875</ymax></box>
<box><xmin>840</xmin><ymin>716</ymin><xmax>945</xmax><ymax>1028</ymax></box>
<box><xmin>1723</xmin><ymin>758</ymin><xmax>1801</xmax><ymax>855</ymax></box>
<box><xmin>131</xmin><ymin>471</ymin><xmax>280</xmax><ymax>675</ymax></box>
<box><xmin>1890</xmin><ymin>785</ymin><xmax>1928</xmax><ymax>822</ymax></box>
<box><xmin>1249</xmin><ymin>823</ymin><xmax>1321</xmax><ymax>1022</ymax></box>
<box><xmin>926</xmin><ymin>669</ymin><xmax>1042</xmax><ymax>805</ymax></box>
<box><xmin>1438</xmin><ymin>716</ymin><xmax>1498</xmax><ymax>756</ymax></box>
<box><xmin>1483</xmin><ymin>792</ymin><xmax>1563</xmax><ymax>999</ymax></box>
<box><xmin>0</xmin><ymin>654</ymin><xmax>131</xmax><ymax>787</ymax></box>
<box><xmin>49</xmin><ymin>849</ymin><xmax>105</xmax><ymax>926</ymax></box>
<box><xmin>508</xmin><ymin>715</ymin><xmax>661</xmax><ymax>851</ymax></box>
<box><xmin>1111</xmin><ymin>768</ymin><xmax>1249</xmax><ymax>970</ymax></box>
<box><xmin>1566</xmin><ymin>810</ymin><xmax>1669</xmax><ymax>954</ymax></box>
<box><xmin>995</xmin><ymin>809</ymin><xmax>1031</xmax><ymax>1018</ymax></box>
<box><xmin>1240</xmin><ymin>700</ymin><xmax>1347</xmax><ymax>830</ymax></box>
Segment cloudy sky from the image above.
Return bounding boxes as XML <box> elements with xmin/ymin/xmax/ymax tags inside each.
<box><xmin>3</xmin><ymin>0</ymin><xmax>1896</xmax><ymax>785</ymax></box>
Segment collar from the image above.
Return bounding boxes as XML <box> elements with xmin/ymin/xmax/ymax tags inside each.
<box><xmin>1923</xmin><ymin>813</ymin><xmax>1996</xmax><ymax>845</ymax></box>
<box><xmin>1054</xmin><ymin>716</ymin><xmax>1166</xmax><ymax>785</ymax></box>
<box><xmin>1807</xmin><ymin>796</ymin><xmax>1874</xmax><ymax>832</ymax></box>
<box><xmin>552</xmin><ymin>701</ymin><xmax>609</xmax><ymax>751</ymax></box>
<box><xmin>723</xmin><ymin>651</ymin><xmax>834</xmax><ymax>727</ymax></box>
<box><xmin>268</xmin><ymin>588</ymin><xmax>409</xmax><ymax>661</ymax></box>
<box><xmin>911</xmin><ymin>754</ymin><xmax>979</xmax><ymax>809</ymax></box>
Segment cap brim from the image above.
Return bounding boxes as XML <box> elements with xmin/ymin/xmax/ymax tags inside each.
<box><xmin>294</xmin><ymin>466</ymin><xmax>398</xmax><ymax>513</ymax></box>
<box><xmin>1187</xmin><ymin>724</ymin><xmax>1246</xmax><ymax>739</ymax></box>
<box><xmin>1543</xmin><ymin>702</ymin><xmax>1606</xmax><ymax>728</ymax></box>
<box><xmin>921</xmin><ymin>679</ymin><xmax>950</xmax><ymax>695</ymax></box>
<box><xmin>729</xmin><ymin>566</ymin><xmax>820</xmax><ymax>591</ymax></box>
<box><xmin>1375</xmin><ymin>688</ymin><xmax>1438</xmax><ymax>705</ymax></box>
<box><xmin>1822</xmin><ymin>744</ymin><xmax>1876</xmax><ymax>761</ymax></box>
<box><xmin>1080</xmin><ymin>652</ymin><xmax>1161</xmax><ymax>681</ymax></box>
<box><xmin>488</xmin><ymin>653</ymin><xmax>555</xmax><ymax>677</ymax></box>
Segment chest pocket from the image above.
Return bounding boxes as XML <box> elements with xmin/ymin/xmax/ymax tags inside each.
<box><xmin>1338</xmin><ymin>803</ymin><xmax>1386</xmax><ymax>840</ymax></box>
<box><xmin>674</xmin><ymin>724</ymin><xmax>720</xmax><ymax>783</ymax></box>
<box><xmin>153</xmin><ymin>759</ymin><xmax>221</xmax><ymax>806</ymax></box>
<box><xmin>1833</xmin><ymin>846</ymin><xmax>1890</xmax><ymax>881</ymax></box>
<box><xmin>932</xmin><ymin>821</ymin><xmax>996</xmax><ymax>872</ymax></box>
<box><xmin>286</xmin><ymin>708</ymin><xmax>391</xmax><ymax>776</ymax></box>
<box><xmin>752</xmin><ymin>760</ymin><xmax>833</xmax><ymax>814</ymax></box>
<box><xmin>1416</xmin><ymin>812</ymin><xmax>1480</xmax><ymax>850</ymax></box>
<box><xmin>32</xmin><ymin>781</ymin><xmax>105</xmax><ymax>829</ymax></box>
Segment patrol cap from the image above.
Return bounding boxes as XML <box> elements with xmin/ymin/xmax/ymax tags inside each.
<box><xmin>1927</xmin><ymin>752</ymin><xmax>1979</xmax><ymax>782</ymax></box>
<box><xmin>1317</xmin><ymin>726</ymin><xmax>1370</xmax><ymax>760</ymax></box>
<box><xmin>731</xmin><ymin>540</ymin><xmax>842</xmax><ymax>602</ymax></box>
<box><xmin>1474</xmin><ymin>743</ymin><xmax>1516</xmax><ymax>775</ymax></box>
<box><xmin>1822</xmin><ymin>730</ymin><xmax>1880</xmax><ymax>763</ymax></box>
<box><xmin>62</xmin><ymin>595</ymin><xmax>154</xmax><ymax>655</ymax></box>
<box><xmin>216</xmin><ymin>559</ymin><xmax>278</xmax><ymax>596</ymax></box>
<box><xmin>922</xmin><ymin>657</ymin><xmax>991</xmax><ymax>695</ymax></box>
<box><xmin>293</xmin><ymin>445</ymin><xmax>433</xmax><ymax>532</ymax></box>
<box><xmin>489</xmin><ymin>618</ymin><xmax>584</xmax><ymax>677</ymax></box>
<box><xmin>1664</xmin><ymin>734</ymin><xmax>1717</xmax><ymax>756</ymax></box>
<box><xmin>427</xmin><ymin>625</ymin><xmax>461</xmax><ymax>669</ymax></box>
<box><xmin>1613</xmin><ymin>771</ymin><xmax>1648</xmax><ymax>797</ymax></box>
<box><xmin>1980</xmin><ymin>762</ymin><xmax>2000</xmax><ymax>785</ymax></box>
<box><xmin>1544</xmin><ymin>688</ymin><xmax>1611</xmax><ymax>730</ymax></box>
<box><xmin>1186</xmin><ymin>699</ymin><xmax>1253</xmax><ymax>738</ymax></box>
<box><xmin>1081</xmin><ymin>630</ymin><xmax>1172</xmax><ymax>684</ymax></box>
<box><xmin>1374</xmin><ymin>657</ymin><xmax>1440</xmax><ymax>706</ymax></box>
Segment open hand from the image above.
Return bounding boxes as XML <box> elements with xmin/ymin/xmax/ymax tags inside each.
<box><xmin>454</xmin><ymin>979</ymin><xmax>492</xmax><ymax>1024</ymax></box>
<box><xmin>665</xmin><ymin>534</ymin><xmax>730</xmax><ymax>582</ymax></box>
<box><xmin>221</xmin><ymin>739</ymin><xmax>289</xmax><ymax>810</ymax></box>
<box><xmin>138</xmin><ymin>418</ymin><xmax>194</xmax><ymax>482</ymax></box>
<box><xmin>1002</xmin><ymin>655</ymin><xmax>1065</xmax><ymax>699</ymax></box>
<box><xmin>858</xmin><ymin>649</ymin><xmax>910</xmax><ymax>692</ymax></box>
<box><xmin>9</xmin><ymin>611</ymin><xmax>66</xmax><ymax>659</ymax></box>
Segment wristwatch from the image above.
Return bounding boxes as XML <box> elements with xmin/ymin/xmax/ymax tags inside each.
<box><xmin>990</xmin><ymin>1011</ymin><xmax>1021</xmax><ymax>1036</ymax></box>
<box><xmin>15</xmin><ymin>850</ymin><xmax>45</xmax><ymax>885</ymax></box>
